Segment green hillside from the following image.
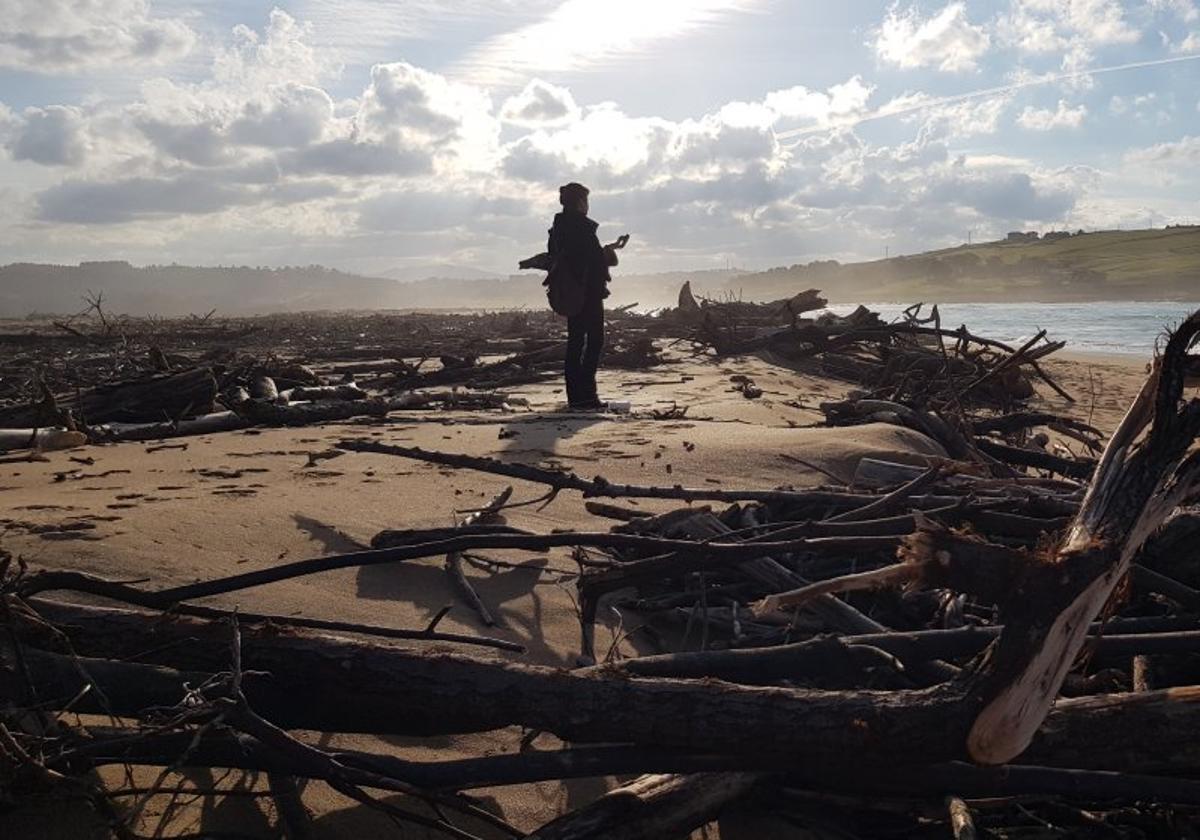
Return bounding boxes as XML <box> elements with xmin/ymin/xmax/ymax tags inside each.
<box><xmin>730</xmin><ymin>226</ymin><xmax>1200</xmax><ymax>303</ymax></box>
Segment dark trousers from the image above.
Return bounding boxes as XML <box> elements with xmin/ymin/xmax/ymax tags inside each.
<box><xmin>565</xmin><ymin>296</ymin><xmax>604</xmax><ymax>405</ymax></box>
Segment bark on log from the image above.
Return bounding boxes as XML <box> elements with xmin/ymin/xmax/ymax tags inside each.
<box><xmin>78</xmin><ymin>367</ymin><xmax>218</xmax><ymax>424</ymax></box>
<box><xmin>57</xmin><ymin>726</ymin><xmax>1200</xmax><ymax>804</ymax></box>
<box><xmin>92</xmin><ymin>411</ymin><xmax>249</xmax><ymax>442</ymax></box>
<box><xmin>11</xmin><ymin>600</ymin><xmax>1200</xmax><ymax>773</ymax></box>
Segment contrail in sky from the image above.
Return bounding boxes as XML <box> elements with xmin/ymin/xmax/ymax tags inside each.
<box><xmin>775</xmin><ymin>52</ymin><xmax>1200</xmax><ymax>140</ymax></box>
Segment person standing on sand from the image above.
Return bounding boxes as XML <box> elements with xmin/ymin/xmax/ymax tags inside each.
<box><xmin>547</xmin><ymin>182</ymin><xmax>628</xmax><ymax>411</ymax></box>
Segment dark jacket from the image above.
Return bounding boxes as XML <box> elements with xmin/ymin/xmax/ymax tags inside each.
<box><xmin>547</xmin><ymin>210</ymin><xmax>610</xmax><ymax>301</ymax></box>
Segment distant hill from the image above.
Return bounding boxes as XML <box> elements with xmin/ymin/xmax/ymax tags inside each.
<box><xmin>394</xmin><ymin>268</ymin><xmax>747</xmax><ymax>311</ymax></box>
<box><xmin>376</xmin><ymin>263</ymin><xmax>504</xmax><ymax>283</ymax></box>
<box><xmin>0</xmin><ymin>262</ymin><xmax>411</xmax><ymax>316</ymax></box>
<box><xmin>727</xmin><ymin>227</ymin><xmax>1200</xmax><ymax>304</ymax></box>
<box><xmin>4</xmin><ymin>228</ymin><xmax>1197</xmax><ymax>317</ymax></box>
<box><xmin>0</xmin><ymin>261</ymin><xmax>743</xmax><ymax>316</ymax></box>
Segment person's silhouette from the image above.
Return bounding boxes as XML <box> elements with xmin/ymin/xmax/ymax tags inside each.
<box><xmin>546</xmin><ymin>182</ymin><xmax>627</xmax><ymax>410</ymax></box>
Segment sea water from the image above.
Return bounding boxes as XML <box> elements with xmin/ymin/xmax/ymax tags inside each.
<box><xmin>823</xmin><ymin>301</ymin><xmax>1199</xmax><ymax>356</ymax></box>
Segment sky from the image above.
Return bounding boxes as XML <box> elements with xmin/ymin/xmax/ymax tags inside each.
<box><xmin>1</xmin><ymin>0</ymin><xmax>1199</xmax><ymax>276</ymax></box>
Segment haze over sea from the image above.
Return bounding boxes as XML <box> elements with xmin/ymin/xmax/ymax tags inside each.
<box><xmin>826</xmin><ymin>301</ymin><xmax>1198</xmax><ymax>357</ymax></box>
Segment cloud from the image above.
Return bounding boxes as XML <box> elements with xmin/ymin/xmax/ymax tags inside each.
<box><xmin>906</xmin><ymin>92</ymin><xmax>1014</xmax><ymax>141</ymax></box>
<box><xmin>873</xmin><ymin>3</ymin><xmax>991</xmax><ymax>72</ymax></box>
<box><xmin>36</xmin><ymin>175</ymin><xmax>251</xmax><ymax>224</ymax></box>
<box><xmin>1123</xmin><ymin>135</ymin><xmax>1200</xmax><ymax>168</ymax></box>
<box><xmin>925</xmin><ymin>167</ymin><xmax>1077</xmax><ymax>221</ymax></box>
<box><xmin>1016</xmin><ymin>99</ymin><xmax>1088</xmax><ymax>130</ymax></box>
<box><xmin>995</xmin><ymin>0</ymin><xmax>1139</xmax><ymax>59</ymax></box>
<box><xmin>8</xmin><ymin>105</ymin><xmax>89</xmax><ymax>166</ymax></box>
<box><xmin>0</xmin><ymin>0</ymin><xmax>194</xmax><ymax>73</ymax></box>
<box><xmin>765</xmin><ymin>76</ymin><xmax>875</xmax><ymax>128</ymax></box>
<box><xmin>455</xmin><ymin>0</ymin><xmax>762</xmax><ymax>84</ymax></box>
<box><xmin>136</xmin><ymin>118</ymin><xmax>231</xmax><ymax>167</ymax></box>
<box><xmin>228</xmin><ymin>84</ymin><xmax>334</xmax><ymax>148</ymax></box>
<box><xmin>1149</xmin><ymin>0</ymin><xmax>1200</xmax><ymax>23</ymax></box>
<box><xmin>357</xmin><ymin>61</ymin><xmax>500</xmax><ymax>169</ymax></box>
<box><xmin>357</xmin><ymin>190</ymin><xmax>528</xmax><ymax>232</ymax></box>
<box><xmin>500</xmin><ymin>80</ymin><xmax>579</xmax><ymax>126</ymax></box>
<box><xmin>213</xmin><ymin>9</ymin><xmax>336</xmax><ymax>89</ymax></box>
<box><xmin>1176</xmin><ymin>31</ymin><xmax>1200</xmax><ymax>51</ymax></box>
<box><xmin>280</xmin><ymin>138</ymin><xmax>433</xmax><ymax>178</ymax></box>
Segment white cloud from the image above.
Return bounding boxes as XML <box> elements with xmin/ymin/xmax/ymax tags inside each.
<box><xmin>996</xmin><ymin>0</ymin><xmax>1139</xmax><ymax>56</ymax></box>
<box><xmin>1108</xmin><ymin>92</ymin><xmax>1174</xmax><ymax>124</ymax></box>
<box><xmin>1123</xmin><ymin>134</ymin><xmax>1200</xmax><ymax>174</ymax></box>
<box><xmin>911</xmin><ymin>92</ymin><xmax>1015</xmax><ymax>140</ymax></box>
<box><xmin>7</xmin><ymin>105</ymin><xmax>89</xmax><ymax>166</ymax></box>
<box><xmin>874</xmin><ymin>2</ymin><xmax>991</xmax><ymax>72</ymax></box>
<box><xmin>455</xmin><ymin>0</ymin><xmax>762</xmax><ymax>84</ymax></box>
<box><xmin>501</xmin><ymin>80</ymin><xmax>580</xmax><ymax>126</ymax></box>
<box><xmin>765</xmin><ymin>76</ymin><xmax>875</xmax><ymax>128</ymax></box>
<box><xmin>1016</xmin><ymin>99</ymin><xmax>1088</xmax><ymax>130</ymax></box>
<box><xmin>213</xmin><ymin>9</ymin><xmax>338</xmax><ymax>91</ymax></box>
<box><xmin>1176</xmin><ymin>31</ymin><xmax>1200</xmax><ymax>51</ymax></box>
<box><xmin>228</xmin><ymin>84</ymin><xmax>334</xmax><ymax>149</ymax></box>
<box><xmin>1148</xmin><ymin>0</ymin><xmax>1200</xmax><ymax>23</ymax></box>
<box><xmin>357</xmin><ymin>62</ymin><xmax>500</xmax><ymax>170</ymax></box>
<box><xmin>0</xmin><ymin>0</ymin><xmax>194</xmax><ymax>73</ymax></box>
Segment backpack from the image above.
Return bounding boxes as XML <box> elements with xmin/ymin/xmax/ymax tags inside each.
<box><xmin>544</xmin><ymin>257</ymin><xmax>587</xmax><ymax>318</ymax></box>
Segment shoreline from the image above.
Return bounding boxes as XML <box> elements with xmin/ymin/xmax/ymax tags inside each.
<box><xmin>1054</xmin><ymin>349</ymin><xmax>1152</xmax><ymax>367</ymax></box>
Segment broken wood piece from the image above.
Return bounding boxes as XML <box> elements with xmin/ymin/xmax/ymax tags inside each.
<box><xmin>444</xmin><ymin>486</ymin><xmax>513</xmax><ymax>627</ymax></box>
<box><xmin>526</xmin><ymin>772</ymin><xmax>762</xmax><ymax>840</ymax></box>
<box><xmin>752</xmin><ymin>564</ymin><xmax>918</xmax><ymax>616</ymax></box>
<box><xmin>946</xmin><ymin>796</ymin><xmax>976</xmax><ymax>840</ymax></box>
<box><xmin>0</xmin><ymin>427</ymin><xmax>87</xmax><ymax>452</ymax></box>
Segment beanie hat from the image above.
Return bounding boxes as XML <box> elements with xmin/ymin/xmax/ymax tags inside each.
<box><xmin>559</xmin><ymin>182</ymin><xmax>590</xmax><ymax>207</ymax></box>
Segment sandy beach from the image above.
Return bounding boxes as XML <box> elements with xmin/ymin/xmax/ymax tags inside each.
<box><xmin>0</xmin><ymin>343</ymin><xmax>1156</xmax><ymax>839</ymax></box>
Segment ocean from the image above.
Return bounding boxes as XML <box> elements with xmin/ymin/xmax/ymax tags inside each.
<box><xmin>823</xmin><ymin>301</ymin><xmax>1200</xmax><ymax>356</ymax></box>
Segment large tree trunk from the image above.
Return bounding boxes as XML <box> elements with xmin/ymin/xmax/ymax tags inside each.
<box><xmin>10</xmin><ymin>600</ymin><xmax>1200</xmax><ymax>773</ymax></box>
<box><xmin>78</xmin><ymin>367</ymin><xmax>218</xmax><ymax>423</ymax></box>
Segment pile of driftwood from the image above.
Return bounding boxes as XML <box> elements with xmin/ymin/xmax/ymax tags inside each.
<box><xmin>0</xmin><ymin>287</ymin><xmax>1073</xmax><ymax>455</ymax></box>
<box><xmin>4</xmin><ymin>311</ymin><xmax>1200</xmax><ymax>838</ymax></box>
<box><xmin>0</xmin><ymin>307</ymin><xmax>670</xmax><ymax>448</ymax></box>
<box><xmin>671</xmin><ymin>288</ymin><xmax>1068</xmax><ymax>410</ymax></box>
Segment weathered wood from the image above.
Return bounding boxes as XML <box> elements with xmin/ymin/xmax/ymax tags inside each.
<box><xmin>594</xmin><ymin>620</ymin><xmax>1200</xmax><ymax>683</ymax></box>
<box><xmin>22</xmin><ymin>530</ymin><xmax>903</xmax><ymax>610</ymax></box>
<box><xmin>526</xmin><ymin>773</ymin><xmax>762</xmax><ymax>840</ymax></box>
<box><xmin>14</xmin><ymin>600</ymin><xmax>1200</xmax><ymax>773</ymax></box>
<box><xmin>26</xmin><ymin>595</ymin><xmax>524</xmax><ymax>652</ymax></box>
<box><xmin>59</xmin><ymin>726</ymin><xmax>1200</xmax><ymax>804</ymax></box>
<box><xmin>963</xmin><ymin>312</ymin><xmax>1200</xmax><ymax>764</ymax></box>
<box><xmin>0</xmin><ymin>427</ymin><xmax>87</xmax><ymax>451</ymax></box>
<box><xmin>94</xmin><ymin>410</ymin><xmax>249</xmax><ymax>442</ymax></box>
<box><xmin>337</xmin><ymin>438</ymin><xmax>967</xmax><ymax>509</ymax></box>
<box><xmin>946</xmin><ymin>796</ymin><xmax>976</xmax><ymax>840</ymax></box>
<box><xmin>973</xmin><ymin>436</ymin><xmax>1096</xmax><ymax>480</ymax></box>
<box><xmin>444</xmin><ymin>487</ymin><xmax>513</xmax><ymax>626</ymax></box>
<box><xmin>79</xmin><ymin>367</ymin><xmax>218</xmax><ymax>423</ymax></box>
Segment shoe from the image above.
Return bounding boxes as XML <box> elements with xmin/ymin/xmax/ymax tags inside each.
<box><xmin>569</xmin><ymin>399</ymin><xmax>605</xmax><ymax>411</ymax></box>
